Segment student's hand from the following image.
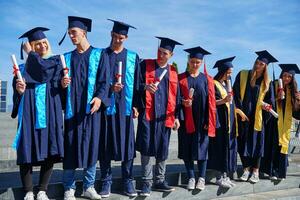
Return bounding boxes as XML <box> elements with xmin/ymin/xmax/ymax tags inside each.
<box><xmin>223</xmin><ymin>94</ymin><xmax>232</xmax><ymax>103</ymax></box>
<box><xmin>235</xmin><ymin>108</ymin><xmax>249</xmax><ymax>122</ymax></box>
<box><xmin>262</xmin><ymin>102</ymin><xmax>271</xmax><ymax>111</ymax></box>
<box><xmin>278</xmin><ymin>90</ymin><xmax>285</xmax><ymax>99</ymax></box>
<box><xmin>23</xmin><ymin>42</ymin><xmax>32</xmax><ymax>54</ymax></box>
<box><xmin>16</xmin><ymin>78</ymin><xmax>26</xmax><ymax>94</ymax></box>
<box><xmin>112</xmin><ymin>83</ymin><xmax>123</xmax><ymax>93</ymax></box>
<box><xmin>90</xmin><ymin>97</ymin><xmax>101</xmax><ymax>114</ymax></box>
<box><xmin>61</xmin><ymin>77</ymin><xmax>71</xmax><ymax>88</ymax></box>
<box><xmin>145</xmin><ymin>83</ymin><xmax>157</xmax><ymax>94</ymax></box>
<box><xmin>173</xmin><ymin>119</ymin><xmax>180</xmax><ymax>131</ymax></box>
<box><xmin>132</xmin><ymin>107</ymin><xmax>139</xmax><ymax>118</ymax></box>
<box><xmin>182</xmin><ymin>99</ymin><xmax>192</xmax><ymax>107</ymax></box>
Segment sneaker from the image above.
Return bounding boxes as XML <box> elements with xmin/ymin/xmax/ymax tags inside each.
<box><xmin>216</xmin><ymin>177</ymin><xmax>231</xmax><ymax>188</ymax></box>
<box><xmin>195</xmin><ymin>177</ymin><xmax>205</xmax><ymax>190</ymax></box>
<box><xmin>140</xmin><ymin>182</ymin><xmax>151</xmax><ymax>197</ymax></box>
<box><xmin>24</xmin><ymin>191</ymin><xmax>34</xmax><ymax>200</ymax></box>
<box><xmin>123</xmin><ymin>181</ymin><xmax>137</xmax><ymax>197</ymax></box>
<box><xmin>153</xmin><ymin>181</ymin><xmax>175</xmax><ymax>192</ymax></box>
<box><xmin>224</xmin><ymin>177</ymin><xmax>236</xmax><ymax>187</ymax></box>
<box><xmin>64</xmin><ymin>189</ymin><xmax>76</xmax><ymax>200</ymax></box>
<box><xmin>239</xmin><ymin>170</ymin><xmax>250</xmax><ymax>181</ymax></box>
<box><xmin>99</xmin><ymin>181</ymin><xmax>111</xmax><ymax>198</ymax></box>
<box><xmin>83</xmin><ymin>186</ymin><xmax>101</xmax><ymax>199</ymax></box>
<box><xmin>187</xmin><ymin>178</ymin><xmax>195</xmax><ymax>190</ymax></box>
<box><xmin>37</xmin><ymin>191</ymin><xmax>49</xmax><ymax>200</ymax></box>
<box><xmin>270</xmin><ymin>176</ymin><xmax>278</xmax><ymax>180</ymax></box>
<box><xmin>249</xmin><ymin>172</ymin><xmax>260</xmax><ymax>183</ymax></box>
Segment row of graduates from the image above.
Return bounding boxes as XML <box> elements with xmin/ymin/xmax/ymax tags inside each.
<box><xmin>12</xmin><ymin>16</ymin><xmax>300</xmax><ymax>200</ymax></box>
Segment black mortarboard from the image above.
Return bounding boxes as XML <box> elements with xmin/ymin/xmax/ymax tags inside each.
<box><xmin>279</xmin><ymin>64</ymin><xmax>300</xmax><ymax>75</ymax></box>
<box><xmin>184</xmin><ymin>46</ymin><xmax>211</xmax><ymax>59</ymax></box>
<box><xmin>59</xmin><ymin>16</ymin><xmax>92</xmax><ymax>45</ymax></box>
<box><xmin>255</xmin><ymin>50</ymin><xmax>278</xmax><ymax>65</ymax></box>
<box><xmin>108</xmin><ymin>19</ymin><xmax>136</xmax><ymax>35</ymax></box>
<box><xmin>156</xmin><ymin>36</ymin><xmax>182</xmax><ymax>52</ymax></box>
<box><xmin>213</xmin><ymin>56</ymin><xmax>235</xmax><ymax>71</ymax></box>
<box><xmin>18</xmin><ymin>27</ymin><xmax>49</xmax><ymax>59</ymax></box>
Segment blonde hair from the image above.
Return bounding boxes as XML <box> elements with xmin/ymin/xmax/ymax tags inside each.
<box><xmin>30</xmin><ymin>38</ymin><xmax>52</xmax><ymax>58</ymax></box>
<box><xmin>250</xmin><ymin>61</ymin><xmax>270</xmax><ymax>92</ymax></box>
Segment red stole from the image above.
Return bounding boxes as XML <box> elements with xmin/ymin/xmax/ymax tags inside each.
<box><xmin>145</xmin><ymin>59</ymin><xmax>178</xmax><ymax>128</ymax></box>
<box><xmin>204</xmin><ymin>64</ymin><xmax>216</xmax><ymax>137</ymax></box>
<box><xmin>178</xmin><ymin>72</ymin><xmax>195</xmax><ymax>134</ymax></box>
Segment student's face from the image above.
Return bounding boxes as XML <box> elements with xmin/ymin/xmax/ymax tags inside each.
<box><xmin>32</xmin><ymin>39</ymin><xmax>48</xmax><ymax>57</ymax></box>
<box><xmin>254</xmin><ymin>59</ymin><xmax>267</xmax><ymax>73</ymax></box>
<box><xmin>157</xmin><ymin>48</ymin><xmax>173</xmax><ymax>64</ymax></box>
<box><xmin>68</xmin><ymin>27</ymin><xmax>86</xmax><ymax>45</ymax></box>
<box><xmin>225</xmin><ymin>68</ymin><xmax>233</xmax><ymax>79</ymax></box>
<box><xmin>282</xmin><ymin>72</ymin><xmax>293</xmax><ymax>85</ymax></box>
<box><xmin>188</xmin><ymin>58</ymin><xmax>202</xmax><ymax>71</ymax></box>
<box><xmin>111</xmin><ymin>32</ymin><xmax>127</xmax><ymax>47</ymax></box>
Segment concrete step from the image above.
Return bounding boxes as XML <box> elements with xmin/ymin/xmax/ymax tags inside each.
<box><xmin>0</xmin><ymin>162</ymin><xmax>299</xmax><ymax>200</ymax></box>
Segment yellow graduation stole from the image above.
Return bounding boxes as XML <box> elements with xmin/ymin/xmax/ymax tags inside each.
<box><xmin>214</xmin><ymin>80</ymin><xmax>239</xmax><ymax>136</ymax></box>
<box><xmin>240</xmin><ymin>70</ymin><xmax>270</xmax><ymax>131</ymax></box>
<box><xmin>275</xmin><ymin>81</ymin><xmax>292</xmax><ymax>154</ymax></box>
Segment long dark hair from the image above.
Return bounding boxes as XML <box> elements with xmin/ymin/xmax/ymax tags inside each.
<box><xmin>279</xmin><ymin>72</ymin><xmax>299</xmax><ymax>111</ymax></box>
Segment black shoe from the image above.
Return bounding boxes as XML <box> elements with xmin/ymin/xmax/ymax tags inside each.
<box><xmin>140</xmin><ymin>182</ymin><xmax>151</xmax><ymax>197</ymax></box>
<box><xmin>153</xmin><ymin>181</ymin><xmax>175</xmax><ymax>192</ymax></box>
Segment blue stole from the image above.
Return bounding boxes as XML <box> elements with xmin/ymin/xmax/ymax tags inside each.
<box><xmin>106</xmin><ymin>50</ymin><xmax>136</xmax><ymax>116</ymax></box>
<box><xmin>64</xmin><ymin>48</ymin><xmax>102</xmax><ymax>119</ymax></box>
<box><xmin>12</xmin><ymin>64</ymin><xmax>47</xmax><ymax>149</ymax></box>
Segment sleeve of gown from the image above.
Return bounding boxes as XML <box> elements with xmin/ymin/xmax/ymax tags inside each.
<box><xmin>132</xmin><ymin>55</ymin><xmax>141</xmax><ymax>109</ymax></box>
<box><xmin>25</xmin><ymin>51</ymin><xmax>59</xmax><ymax>83</ymax></box>
<box><xmin>175</xmin><ymin>80</ymin><xmax>181</xmax><ymax>119</ymax></box>
<box><xmin>135</xmin><ymin>60</ymin><xmax>146</xmax><ymax>110</ymax></box>
<box><xmin>233</xmin><ymin>71</ymin><xmax>242</xmax><ymax>109</ymax></box>
<box><xmin>263</xmin><ymin>81</ymin><xmax>275</xmax><ymax>122</ymax></box>
<box><xmin>94</xmin><ymin>51</ymin><xmax>110</xmax><ymax>106</ymax></box>
<box><xmin>11</xmin><ymin>77</ymin><xmax>22</xmax><ymax>118</ymax></box>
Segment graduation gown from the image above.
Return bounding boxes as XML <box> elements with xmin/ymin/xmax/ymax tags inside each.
<box><xmin>99</xmin><ymin>47</ymin><xmax>139</xmax><ymax>162</ymax></box>
<box><xmin>207</xmin><ymin>81</ymin><xmax>237</xmax><ymax>173</ymax></box>
<box><xmin>233</xmin><ymin>70</ymin><xmax>274</xmax><ymax>158</ymax></box>
<box><xmin>135</xmin><ymin>60</ymin><xmax>180</xmax><ymax>161</ymax></box>
<box><xmin>177</xmin><ymin>72</ymin><xmax>209</xmax><ymax>161</ymax></box>
<box><xmin>12</xmin><ymin>51</ymin><xmax>64</xmax><ymax>165</ymax></box>
<box><xmin>63</xmin><ymin>46</ymin><xmax>109</xmax><ymax>169</ymax></box>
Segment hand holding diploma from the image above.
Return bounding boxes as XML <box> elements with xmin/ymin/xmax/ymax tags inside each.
<box><xmin>262</xmin><ymin>101</ymin><xmax>278</xmax><ymax>118</ymax></box>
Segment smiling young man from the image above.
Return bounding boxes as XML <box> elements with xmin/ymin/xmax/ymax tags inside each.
<box><xmin>135</xmin><ymin>37</ymin><xmax>182</xmax><ymax>196</ymax></box>
<box><xmin>98</xmin><ymin>19</ymin><xmax>140</xmax><ymax>198</ymax></box>
<box><xmin>59</xmin><ymin>16</ymin><xmax>109</xmax><ymax>200</ymax></box>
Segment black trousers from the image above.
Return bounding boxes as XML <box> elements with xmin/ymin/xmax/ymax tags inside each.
<box><xmin>19</xmin><ymin>159</ymin><xmax>54</xmax><ymax>192</ymax></box>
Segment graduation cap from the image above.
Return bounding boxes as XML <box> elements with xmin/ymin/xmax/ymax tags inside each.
<box><xmin>213</xmin><ymin>56</ymin><xmax>235</xmax><ymax>71</ymax></box>
<box><xmin>156</xmin><ymin>36</ymin><xmax>182</xmax><ymax>52</ymax></box>
<box><xmin>279</xmin><ymin>64</ymin><xmax>300</xmax><ymax>75</ymax></box>
<box><xmin>184</xmin><ymin>46</ymin><xmax>211</xmax><ymax>59</ymax></box>
<box><xmin>108</xmin><ymin>19</ymin><xmax>136</xmax><ymax>35</ymax></box>
<box><xmin>59</xmin><ymin>16</ymin><xmax>92</xmax><ymax>45</ymax></box>
<box><xmin>255</xmin><ymin>50</ymin><xmax>278</xmax><ymax>65</ymax></box>
<box><xmin>18</xmin><ymin>27</ymin><xmax>49</xmax><ymax>59</ymax></box>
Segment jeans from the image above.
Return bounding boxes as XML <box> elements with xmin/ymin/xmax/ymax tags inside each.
<box><xmin>141</xmin><ymin>155</ymin><xmax>166</xmax><ymax>184</ymax></box>
<box><xmin>63</xmin><ymin>164</ymin><xmax>96</xmax><ymax>191</ymax></box>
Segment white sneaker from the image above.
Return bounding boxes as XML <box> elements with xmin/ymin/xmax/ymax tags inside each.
<box><xmin>224</xmin><ymin>177</ymin><xmax>236</xmax><ymax>187</ymax></box>
<box><xmin>64</xmin><ymin>189</ymin><xmax>76</xmax><ymax>200</ymax></box>
<box><xmin>216</xmin><ymin>177</ymin><xmax>231</xmax><ymax>188</ymax></box>
<box><xmin>83</xmin><ymin>186</ymin><xmax>101</xmax><ymax>199</ymax></box>
<box><xmin>240</xmin><ymin>170</ymin><xmax>250</xmax><ymax>181</ymax></box>
<box><xmin>37</xmin><ymin>191</ymin><xmax>49</xmax><ymax>200</ymax></box>
<box><xmin>195</xmin><ymin>177</ymin><xmax>205</xmax><ymax>190</ymax></box>
<box><xmin>187</xmin><ymin>178</ymin><xmax>195</xmax><ymax>190</ymax></box>
<box><xmin>249</xmin><ymin>172</ymin><xmax>260</xmax><ymax>183</ymax></box>
<box><xmin>24</xmin><ymin>191</ymin><xmax>34</xmax><ymax>200</ymax></box>
<box><xmin>270</xmin><ymin>176</ymin><xmax>278</xmax><ymax>180</ymax></box>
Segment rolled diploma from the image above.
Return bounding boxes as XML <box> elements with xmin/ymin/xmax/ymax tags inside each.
<box><xmin>262</xmin><ymin>101</ymin><xmax>278</xmax><ymax>118</ymax></box>
<box><xmin>11</xmin><ymin>54</ymin><xmax>23</xmax><ymax>83</ymax></box>
<box><xmin>154</xmin><ymin>69</ymin><xmax>167</xmax><ymax>87</ymax></box>
<box><xmin>60</xmin><ymin>55</ymin><xmax>69</xmax><ymax>78</ymax></box>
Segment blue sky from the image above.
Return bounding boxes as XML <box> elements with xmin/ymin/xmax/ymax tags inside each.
<box><xmin>0</xmin><ymin>0</ymin><xmax>299</xmax><ymax>105</ymax></box>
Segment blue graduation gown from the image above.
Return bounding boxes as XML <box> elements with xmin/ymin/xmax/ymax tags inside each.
<box><xmin>207</xmin><ymin>81</ymin><xmax>237</xmax><ymax>173</ymax></box>
<box><xmin>63</xmin><ymin>46</ymin><xmax>109</xmax><ymax>169</ymax></box>
<box><xmin>261</xmin><ymin>82</ymin><xmax>292</xmax><ymax>178</ymax></box>
<box><xmin>12</xmin><ymin>51</ymin><xmax>64</xmax><ymax>165</ymax></box>
<box><xmin>99</xmin><ymin>47</ymin><xmax>139</xmax><ymax>161</ymax></box>
<box><xmin>177</xmin><ymin>72</ymin><xmax>209</xmax><ymax>161</ymax></box>
<box><xmin>135</xmin><ymin>60</ymin><xmax>180</xmax><ymax>161</ymax></box>
<box><xmin>233</xmin><ymin>70</ymin><xmax>274</xmax><ymax>158</ymax></box>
